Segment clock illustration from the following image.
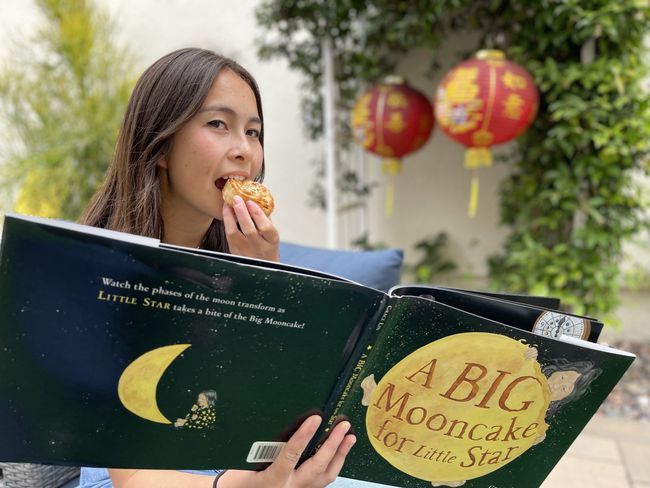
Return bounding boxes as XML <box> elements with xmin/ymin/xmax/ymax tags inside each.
<box><xmin>532</xmin><ymin>312</ymin><xmax>590</xmax><ymax>340</ymax></box>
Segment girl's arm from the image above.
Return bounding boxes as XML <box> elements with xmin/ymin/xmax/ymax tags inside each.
<box><xmin>109</xmin><ymin>470</ymin><xmax>215</xmax><ymax>488</ymax></box>
<box><xmin>109</xmin><ymin>415</ymin><xmax>355</xmax><ymax>488</ymax></box>
<box><xmin>223</xmin><ymin>197</ymin><xmax>279</xmax><ymax>262</ymax></box>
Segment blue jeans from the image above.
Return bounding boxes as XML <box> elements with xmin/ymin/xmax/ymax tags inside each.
<box><xmin>78</xmin><ymin>468</ymin><xmax>393</xmax><ymax>487</ymax></box>
<box><xmin>79</xmin><ymin>468</ymin><xmax>222</xmax><ymax>487</ymax></box>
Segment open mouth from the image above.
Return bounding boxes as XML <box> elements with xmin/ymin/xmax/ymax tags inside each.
<box><xmin>215</xmin><ymin>175</ymin><xmax>246</xmax><ymax>190</ymax></box>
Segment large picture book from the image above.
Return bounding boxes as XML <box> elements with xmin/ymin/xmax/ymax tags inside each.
<box><xmin>0</xmin><ymin>213</ymin><xmax>634</xmax><ymax>488</ymax></box>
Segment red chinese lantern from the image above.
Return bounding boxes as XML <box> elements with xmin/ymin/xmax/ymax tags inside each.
<box><xmin>435</xmin><ymin>50</ymin><xmax>539</xmax><ymax>217</ymax></box>
<box><xmin>351</xmin><ymin>76</ymin><xmax>434</xmax><ymax>216</ymax></box>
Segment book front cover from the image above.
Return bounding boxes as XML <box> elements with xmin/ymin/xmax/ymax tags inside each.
<box><xmin>337</xmin><ymin>296</ymin><xmax>633</xmax><ymax>488</ymax></box>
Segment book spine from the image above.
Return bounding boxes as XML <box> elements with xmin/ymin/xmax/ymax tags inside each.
<box><xmin>322</xmin><ymin>296</ymin><xmax>396</xmax><ymax>428</ymax></box>
<box><xmin>306</xmin><ymin>295</ymin><xmax>391</xmax><ymax>454</ymax></box>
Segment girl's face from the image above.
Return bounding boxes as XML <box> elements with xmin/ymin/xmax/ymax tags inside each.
<box><xmin>547</xmin><ymin>369</ymin><xmax>580</xmax><ymax>401</ymax></box>
<box><xmin>197</xmin><ymin>393</ymin><xmax>208</xmax><ymax>408</ymax></box>
<box><xmin>158</xmin><ymin>68</ymin><xmax>263</xmax><ymax>230</ymax></box>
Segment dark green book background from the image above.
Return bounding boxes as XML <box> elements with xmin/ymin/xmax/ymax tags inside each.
<box><xmin>0</xmin><ymin>216</ymin><xmax>382</xmax><ymax>468</ymax></box>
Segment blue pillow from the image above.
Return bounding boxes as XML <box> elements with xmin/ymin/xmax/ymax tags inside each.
<box><xmin>279</xmin><ymin>242</ymin><xmax>403</xmax><ymax>292</ymax></box>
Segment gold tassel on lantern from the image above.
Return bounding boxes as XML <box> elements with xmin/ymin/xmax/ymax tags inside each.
<box><xmin>464</xmin><ymin>147</ymin><xmax>492</xmax><ymax>218</ymax></box>
<box><xmin>468</xmin><ymin>174</ymin><xmax>480</xmax><ymax>218</ymax></box>
<box><xmin>382</xmin><ymin>158</ymin><xmax>402</xmax><ymax>217</ymax></box>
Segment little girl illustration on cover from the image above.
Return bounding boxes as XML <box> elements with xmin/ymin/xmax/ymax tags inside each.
<box><xmin>174</xmin><ymin>389</ymin><xmax>217</xmax><ymax>429</ymax></box>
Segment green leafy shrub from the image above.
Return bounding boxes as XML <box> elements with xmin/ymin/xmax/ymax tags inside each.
<box><xmin>486</xmin><ymin>2</ymin><xmax>650</xmax><ymax>317</ymax></box>
<box><xmin>0</xmin><ymin>0</ymin><xmax>134</xmax><ymax>220</ymax></box>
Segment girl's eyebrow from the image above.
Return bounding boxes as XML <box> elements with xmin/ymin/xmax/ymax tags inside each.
<box><xmin>199</xmin><ymin>104</ymin><xmax>261</xmax><ymax>124</ymax></box>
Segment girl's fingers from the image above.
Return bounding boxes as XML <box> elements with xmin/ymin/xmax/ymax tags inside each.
<box><xmin>222</xmin><ymin>201</ymin><xmax>239</xmax><ymax>240</ymax></box>
<box><xmin>323</xmin><ymin>434</ymin><xmax>356</xmax><ymax>481</ymax></box>
<box><xmin>231</xmin><ymin>195</ymin><xmax>257</xmax><ymax>236</ymax></box>
<box><xmin>264</xmin><ymin>415</ymin><xmax>322</xmax><ymax>484</ymax></box>
<box><xmin>222</xmin><ymin>198</ymin><xmax>279</xmax><ymax>261</ymax></box>
<box><xmin>303</xmin><ymin>420</ymin><xmax>351</xmax><ymax>474</ymax></box>
<box><xmin>246</xmin><ymin>200</ymin><xmax>278</xmax><ymax>244</ymax></box>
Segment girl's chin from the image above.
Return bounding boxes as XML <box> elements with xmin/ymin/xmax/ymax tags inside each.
<box><xmin>190</xmin><ymin>209</ymin><xmax>222</xmax><ymax>224</ymax></box>
<box><xmin>202</xmin><ymin>203</ymin><xmax>223</xmax><ymax>221</ymax></box>
<box><xmin>213</xmin><ymin>207</ymin><xmax>224</xmax><ymax>221</ymax></box>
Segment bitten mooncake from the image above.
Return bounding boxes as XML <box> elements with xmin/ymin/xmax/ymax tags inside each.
<box><xmin>222</xmin><ymin>178</ymin><xmax>275</xmax><ymax>217</ymax></box>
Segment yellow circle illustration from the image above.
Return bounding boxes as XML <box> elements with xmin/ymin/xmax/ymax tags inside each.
<box><xmin>365</xmin><ymin>332</ymin><xmax>550</xmax><ymax>482</ymax></box>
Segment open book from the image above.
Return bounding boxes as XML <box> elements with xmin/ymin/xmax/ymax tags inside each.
<box><xmin>0</xmin><ymin>213</ymin><xmax>634</xmax><ymax>488</ymax></box>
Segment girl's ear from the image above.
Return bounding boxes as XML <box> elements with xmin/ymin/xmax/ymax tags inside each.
<box><xmin>157</xmin><ymin>157</ymin><xmax>168</xmax><ymax>169</ymax></box>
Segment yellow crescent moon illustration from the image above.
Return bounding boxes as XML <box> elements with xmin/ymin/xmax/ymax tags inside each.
<box><xmin>118</xmin><ymin>344</ymin><xmax>191</xmax><ymax>424</ymax></box>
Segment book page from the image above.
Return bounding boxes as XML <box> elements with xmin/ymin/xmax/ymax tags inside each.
<box><xmin>393</xmin><ymin>285</ymin><xmax>603</xmax><ymax>343</ymax></box>
<box><xmin>4</xmin><ymin>212</ymin><xmax>159</xmax><ymax>247</ymax></box>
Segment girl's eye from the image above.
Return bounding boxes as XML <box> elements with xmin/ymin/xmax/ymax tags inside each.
<box><xmin>246</xmin><ymin>128</ymin><xmax>261</xmax><ymax>138</ymax></box>
<box><xmin>209</xmin><ymin>120</ymin><xmax>226</xmax><ymax>129</ymax></box>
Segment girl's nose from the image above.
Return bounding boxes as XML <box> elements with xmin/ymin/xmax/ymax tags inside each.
<box><xmin>228</xmin><ymin>134</ymin><xmax>252</xmax><ymax>162</ymax></box>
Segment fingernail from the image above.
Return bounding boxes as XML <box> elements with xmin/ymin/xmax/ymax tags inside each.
<box><xmin>233</xmin><ymin>195</ymin><xmax>244</xmax><ymax>205</ymax></box>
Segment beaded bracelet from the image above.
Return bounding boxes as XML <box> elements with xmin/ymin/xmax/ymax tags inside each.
<box><xmin>213</xmin><ymin>470</ymin><xmax>227</xmax><ymax>488</ymax></box>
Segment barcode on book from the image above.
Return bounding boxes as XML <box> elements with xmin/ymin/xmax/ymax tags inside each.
<box><xmin>246</xmin><ymin>441</ymin><xmax>286</xmax><ymax>463</ymax></box>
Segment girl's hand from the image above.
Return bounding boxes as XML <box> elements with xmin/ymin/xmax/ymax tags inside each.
<box><xmin>107</xmin><ymin>416</ymin><xmax>355</xmax><ymax>487</ymax></box>
<box><xmin>223</xmin><ymin>195</ymin><xmax>279</xmax><ymax>262</ymax></box>
<box><xmin>220</xmin><ymin>415</ymin><xmax>356</xmax><ymax>488</ymax></box>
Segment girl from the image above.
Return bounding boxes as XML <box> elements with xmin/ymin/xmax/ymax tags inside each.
<box><xmin>79</xmin><ymin>47</ymin><xmax>356</xmax><ymax>488</ymax></box>
<box><xmin>174</xmin><ymin>390</ymin><xmax>218</xmax><ymax>429</ymax></box>
<box><xmin>543</xmin><ymin>358</ymin><xmax>603</xmax><ymax>416</ymax></box>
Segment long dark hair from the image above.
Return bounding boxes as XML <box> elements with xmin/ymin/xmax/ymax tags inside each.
<box><xmin>81</xmin><ymin>48</ymin><xmax>265</xmax><ymax>252</ymax></box>
<box><xmin>543</xmin><ymin>358</ymin><xmax>602</xmax><ymax>416</ymax></box>
<box><xmin>201</xmin><ymin>389</ymin><xmax>217</xmax><ymax>407</ymax></box>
